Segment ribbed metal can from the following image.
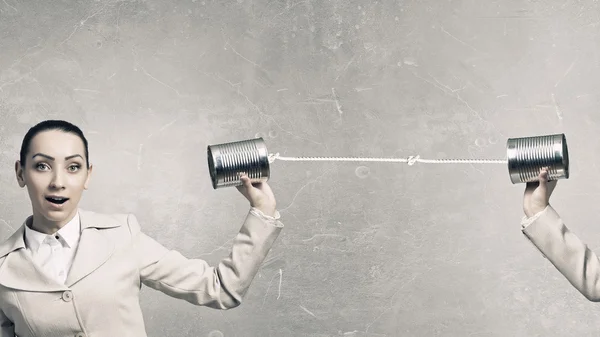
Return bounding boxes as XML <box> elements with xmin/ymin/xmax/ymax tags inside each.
<box><xmin>207</xmin><ymin>138</ymin><xmax>270</xmax><ymax>189</ymax></box>
<box><xmin>506</xmin><ymin>133</ymin><xmax>569</xmax><ymax>184</ymax></box>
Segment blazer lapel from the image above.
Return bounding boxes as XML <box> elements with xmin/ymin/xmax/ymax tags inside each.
<box><xmin>0</xmin><ymin>223</ymin><xmax>68</xmax><ymax>292</ymax></box>
<box><xmin>65</xmin><ymin>209</ymin><xmax>121</xmax><ymax>287</ymax></box>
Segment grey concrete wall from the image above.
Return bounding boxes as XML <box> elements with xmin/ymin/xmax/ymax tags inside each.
<box><xmin>2</xmin><ymin>0</ymin><xmax>600</xmax><ymax>336</ymax></box>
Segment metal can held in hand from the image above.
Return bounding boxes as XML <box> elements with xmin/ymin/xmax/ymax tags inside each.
<box><xmin>207</xmin><ymin>138</ymin><xmax>270</xmax><ymax>189</ymax></box>
<box><xmin>506</xmin><ymin>133</ymin><xmax>569</xmax><ymax>184</ymax></box>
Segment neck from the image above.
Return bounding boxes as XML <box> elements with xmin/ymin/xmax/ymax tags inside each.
<box><xmin>29</xmin><ymin>211</ymin><xmax>77</xmax><ymax>235</ymax></box>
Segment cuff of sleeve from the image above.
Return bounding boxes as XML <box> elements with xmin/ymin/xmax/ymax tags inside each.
<box><xmin>521</xmin><ymin>205</ymin><xmax>550</xmax><ymax>230</ymax></box>
<box><xmin>250</xmin><ymin>207</ymin><xmax>284</xmax><ymax>228</ymax></box>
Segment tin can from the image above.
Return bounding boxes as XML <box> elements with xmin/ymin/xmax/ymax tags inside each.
<box><xmin>207</xmin><ymin>138</ymin><xmax>270</xmax><ymax>189</ymax></box>
<box><xmin>507</xmin><ymin>133</ymin><xmax>569</xmax><ymax>184</ymax></box>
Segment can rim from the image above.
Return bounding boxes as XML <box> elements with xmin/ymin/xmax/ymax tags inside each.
<box><xmin>207</xmin><ymin>145</ymin><xmax>218</xmax><ymax>189</ymax></box>
<box><xmin>562</xmin><ymin>133</ymin><xmax>569</xmax><ymax>179</ymax></box>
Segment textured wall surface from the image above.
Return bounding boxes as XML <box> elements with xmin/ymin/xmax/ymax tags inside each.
<box><xmin>2</xmin><ymin>0</ymin><xmax>600</xmax><ymax>336</ymax></box>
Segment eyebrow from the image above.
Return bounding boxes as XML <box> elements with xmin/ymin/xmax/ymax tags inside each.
<box><xmin>31</xmin><ymin>153</ymin><xmax>83</xmax><ymax>161</ymax></box>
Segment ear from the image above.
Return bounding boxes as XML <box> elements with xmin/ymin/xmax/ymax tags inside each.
<box><xmin>83</xmin><ymin>164</ymin><xmax>93</xmax><ymax>190</ymax></box>
<box><xmin>15</xmin><ymin>160</ymin><xmax>26</xmax><ymax>188</ymax></box>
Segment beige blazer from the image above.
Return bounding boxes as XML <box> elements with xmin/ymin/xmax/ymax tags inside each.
<box><xmin>523</xmin><ymin>205</ymin><xmax>600</xmax><ymax>301</ymax></box>
<box><xmin>0</xmin><ymin>208</ymin><xmax>283</xmax><ymax>337</ymax></box>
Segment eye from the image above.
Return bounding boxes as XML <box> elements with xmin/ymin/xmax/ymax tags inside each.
<box><xmin>36</xmin><ymin>163</ymin><xmax>49</xmax><ymax>171</ymax></box>
<box><xmin>68</xmin><ymin>164</ymin><xmax>81</xmax><ymax>172</ymax></box>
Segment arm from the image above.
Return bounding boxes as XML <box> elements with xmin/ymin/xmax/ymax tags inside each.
<box><xmin>522</xmin><ymin>205</ymin><xmax>600</xmax><ymax>301</ymax></box>
<box><xmin>0</xmin><ymin>310</ymin><xmax>14</xmax><ymax>337</ymax></box>
<box><xmin>128</xmin><ymin>208</ymin><xmax>283</xmax><ymax>309</ymax></box>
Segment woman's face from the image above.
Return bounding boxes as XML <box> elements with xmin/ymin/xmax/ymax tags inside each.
<box><xmin>15</xmin><ymin>130</ymin><xmax>92</xmax><ymax>229</ymax></box>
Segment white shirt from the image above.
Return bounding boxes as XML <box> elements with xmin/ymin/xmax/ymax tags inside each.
<box><xmin>24</xmin><ymin>212</ymin><xmax>82</xmax><ymax>284</ymax></box>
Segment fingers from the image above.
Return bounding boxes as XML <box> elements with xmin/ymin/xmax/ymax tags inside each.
<box><xmin>236</xmin><ymin>174</ymin><xmax>252</xmax><ymax>195</ymax></box>
<box><xmin>238</xmin><ymin>173</ymin><xmax>276</xmax><ymax>201</ymax></box>
<box><xmin>538</xmin><ymin>167</ymin><xmax>558</xmax><ymax>196</ymax></box>
<box><xmin>525</xmin><ymin>167</ymin><xmax>550</xmax><ymax>195</ymax></box>
<box><xmin>238</xmin><ymin>174</ymin><xmax>268</xmax><ymax>195</ymax></box>
<box><xmin>240</xmin><ymin>173</ymin><xmax>268</xmax><ymax>193</ymax></box>
<box><xmin>240</xmin><ymin>174</ymin><xmax>253</xmax><ymax>190</ymax></box>
<box><xmin>240</xmin><ymin>173</ymin><xmax>272</xmax><ymax>192</ymax></box>
<box><xmin>538</xmin><ymin>168</ymin><xmax>548</xmax><ymax>189</ymax></box>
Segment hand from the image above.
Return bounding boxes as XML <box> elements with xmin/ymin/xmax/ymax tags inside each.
<box><xmin>236</xmin><ymin>173</ymin><xmax>277</xmax><ymax>217</ymax></box>
<box><xmin>523</xmin><ymin>167</ymin><xmax>558</xmax><ymax>217</ymax></box>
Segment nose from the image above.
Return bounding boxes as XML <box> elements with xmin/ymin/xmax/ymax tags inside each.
<box><xmin>50</xmin><ymin>171</ymin><xmax>66</xmax><ymax>190</ymax></box>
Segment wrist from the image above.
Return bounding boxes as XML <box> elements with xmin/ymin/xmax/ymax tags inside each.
<box><xmin>253</xmin><ymin>205</ymin><xmax>276</xmax><ymax>217</ymax></box>
<box><xmin>524</xmin><ymin>205</ymin><xmax>547</xmax><ymax>218</ymax></box>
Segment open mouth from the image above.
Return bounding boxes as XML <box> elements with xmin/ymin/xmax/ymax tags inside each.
<box><xmin>45</xmin><ymin>196</ymin><xmax>69</xmax><ymax>205</ymax></box>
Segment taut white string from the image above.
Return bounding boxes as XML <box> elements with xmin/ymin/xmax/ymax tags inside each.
<box><xmin>267</xmin><ymin>153</ymin><xmax>507</xmax><ymax>166</ymax></box>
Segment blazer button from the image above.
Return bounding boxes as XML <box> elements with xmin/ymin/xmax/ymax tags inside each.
<box><xmin>62</xmin><ymin>291</ymin><xmax>73</xmax><ymax>302</ymax></box>
<box><xmin>74</xmin><ymin>333</ymin><xmax>85</xmax><ymax>337</ymax></box>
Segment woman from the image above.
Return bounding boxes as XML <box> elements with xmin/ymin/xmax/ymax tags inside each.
<box><xmin>0</xmin><ymin>119</ymin><xmax>284</xmax><ymax>337</ymax></box>
<box><xmin>523</xmin><ymin>167</ymin><xmax>600</xmax><ymax>301</ymax></box>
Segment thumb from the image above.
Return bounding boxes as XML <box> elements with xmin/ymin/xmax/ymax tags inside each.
<box><xmin>538</xmin><ymin>168</ymin><xmax>549</xmax><ymax>191</ymax></box>
<box><xmin>240</xmin><ymin>174</ymin><xmax>254</xmax><ymax>190</ymax></box>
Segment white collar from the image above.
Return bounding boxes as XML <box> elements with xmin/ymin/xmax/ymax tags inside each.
<box><xmin>24</xmin><ymin>212</ymin><xmax>81</xmax><ymax>252</ymax></box>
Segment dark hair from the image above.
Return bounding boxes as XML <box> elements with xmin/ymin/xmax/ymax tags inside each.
<box><xmin>20</xmin><ymin>120</ymin><xmax>90</xmax><ymax>169</ymax></box>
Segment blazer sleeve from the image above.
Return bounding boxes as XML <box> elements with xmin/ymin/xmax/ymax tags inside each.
<box><xmin>127</xmin><ymin>208</ymin><xmax>283</xmax><ymax>309</ymax></box>
<box><xmin>522</xmin><ymin>204</ymin><xmax>600</xmax><ymax>301</ymax></box>
<box><xmin>0</xmin><ymin>309</ymin><xmax>14</xmax><ymax>337</ymax></box>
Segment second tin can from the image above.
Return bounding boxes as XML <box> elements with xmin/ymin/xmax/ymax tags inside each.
<box><xmin>506</xmin><ymin>133</ymin><xmax>569</xmax><ymax>184</ymax></box>
<box><xmin>207</xmin><ymin>138</ymin><xmax>270</xmax><ymax>189</ymax></box>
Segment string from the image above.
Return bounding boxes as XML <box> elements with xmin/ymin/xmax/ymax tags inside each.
<box><xmin>267</xmin><ymin>153</ymin><xmax>508</xmax><ymax>166</ymax></box>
